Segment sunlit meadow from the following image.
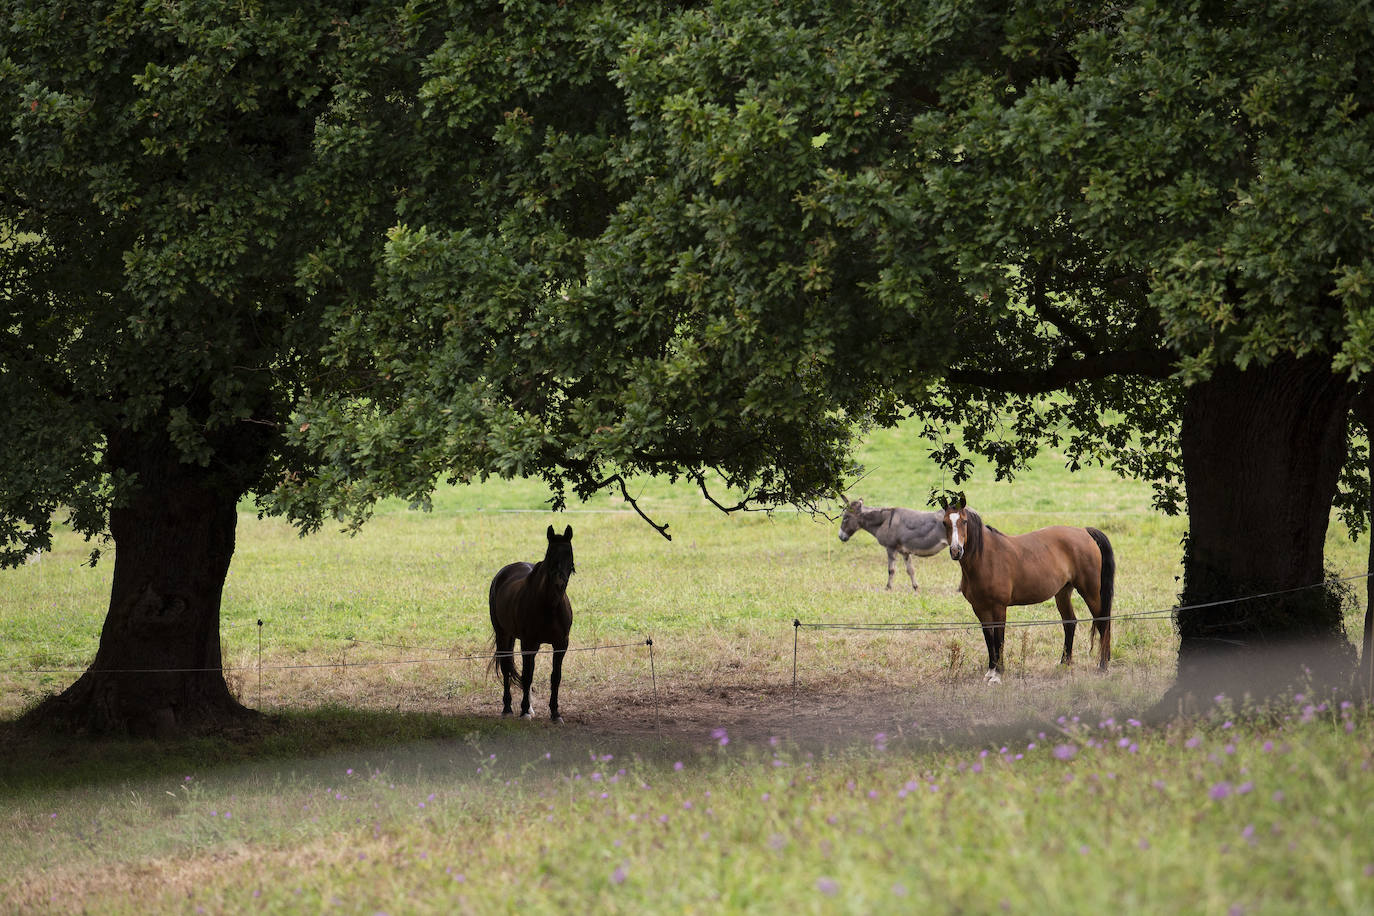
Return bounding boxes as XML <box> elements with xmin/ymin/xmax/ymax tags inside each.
<box><xmin>2</xmin><ymin>422</ymin><xmax>1372</xmax><ymax>912</ymax></box>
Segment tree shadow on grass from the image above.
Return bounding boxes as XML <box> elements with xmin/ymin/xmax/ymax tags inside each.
<box><xmin>0</xmin><ymin>666</ymin><xmax>1179</xmax><ymax>799</ymax></box>
<box><xmin>0</xmin><ymin>708</ymin><xmax>546</xmax><ymax>798</ymax></box>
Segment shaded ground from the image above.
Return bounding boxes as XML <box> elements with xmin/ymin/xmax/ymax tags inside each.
<box><xmin>0</xmin><ymin>649</ymin><xmax>1173</xmax><ymax>797</ymax></box>
<box><xmin>402</xmin><ymin>664</ymin><xmax>1174</xmax><ymax>762</ymax></box>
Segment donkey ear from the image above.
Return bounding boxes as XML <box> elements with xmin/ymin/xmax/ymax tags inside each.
<box><xmin>547</xmin><ymin>524</ymin><xmax>556</xmax><ymax>540</ymax></box>
<box><xmin>563</xmin><ymin>525</ymin><xmax>573</xmax><ymax>540</ymax></box>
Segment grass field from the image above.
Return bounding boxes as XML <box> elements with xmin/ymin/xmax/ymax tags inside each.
<box><xmin>2</xmin><ymin>423</ymin><xmax>1372</xmax><ymax>913</ymax></box>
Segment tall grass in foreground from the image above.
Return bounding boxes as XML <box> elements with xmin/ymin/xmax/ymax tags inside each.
<box><xmin>3</xmin><ymin>700</ymin><xmax>1372</xmax><ymax>913</ymax></box>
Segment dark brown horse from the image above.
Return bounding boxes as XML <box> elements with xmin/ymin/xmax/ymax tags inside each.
<box><xmin>489</xmin><ymin>525</ymin><xmax>575</xmax><ymax>722</ymax></box>
<box><xmin>941</xmin><ymin>502</ymin><xmax>1114</xmax><ymax>683</ymax></box>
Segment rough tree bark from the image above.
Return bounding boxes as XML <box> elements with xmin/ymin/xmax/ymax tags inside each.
<box><xmin>22</xmin><ymin>431</ymin><xmax>256</xmax><ymax>737</ymax></box>
<box><xmin>1168</xmin><ymin>356</ymin><xmax>1357</xmax><ymax>708</ymax></box>
<box><xmin>1354</xmin><ymin>384</ymin><xmax>1374</xmax><ymax>697</ymax></box>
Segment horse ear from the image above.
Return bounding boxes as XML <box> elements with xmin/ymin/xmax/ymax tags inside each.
<box><xmin>547</xmin><ymin>524</ymin><xmax>555</xmax><ymax>540</ymax></box>
<box><xmin>958</xmin><ymin>494</ymin><xmax>967</xmax><ymax>509</ymax></box>
<box><xmin>564</xmin><ymin>525</ymin><xmax>573</xmax><ymax>540</ymax></box>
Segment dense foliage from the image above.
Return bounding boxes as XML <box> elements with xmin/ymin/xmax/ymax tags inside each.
<box><xmin>0</xmin><ymin>0</ymin><xmax>422</xmax><ymax>563</ymax></box>
<box><xmin>6</xmin><ymin>0</ymin><xmax>1373</xmax><ymax>547</ymax></box>
<box><xmin>283</xmin><ymin>0</ymin><xmax>1372</xmax><ymax>526</ymax></box>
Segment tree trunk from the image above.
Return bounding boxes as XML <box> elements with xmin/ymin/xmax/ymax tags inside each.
<box><xmin>1354</xmin><ymin>385</ymin><xmax>1374</xmax><ymax>697</ymax></box>
<box><xmin>1167</xmin><ymin>357</ymin><xmax>1357</xmax><ymax>708</ymax></box>
<box><xmin>22</xmin><ymin>435</ymin><xmax>253</xmax><ymax>737</ymax></box>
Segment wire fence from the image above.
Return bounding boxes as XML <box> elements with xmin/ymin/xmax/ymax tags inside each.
<box><xmin>2</xmin><ymin>571</ymin><xmax>1369</xmax><ymax>722</ymax></box>
<box><xmin>791</xmin><ymin>572</ymin><xmax>1374</xmax><ymax>688</ymax></box>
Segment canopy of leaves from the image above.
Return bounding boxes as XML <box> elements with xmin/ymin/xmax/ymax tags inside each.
<box><xmin>6</xmin><ymin>0</ymin><xmax>1374</xmax><ymax>554</ymax></box>
<box><xmin>0</xmin><ymin>0</ymin><xmax>421</xmax><ymax>562</ymax></box>
<box><xmin>286</xmin><ymin>0</ymin><xmax>1374</xmax><ymax>529</ymax></box>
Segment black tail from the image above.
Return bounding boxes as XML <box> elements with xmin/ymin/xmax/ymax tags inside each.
<box><xmin>487</xmin><ymin>633</ymin><xmax>503</xmax><ymax>683</ymax></box>
<box><xmin>1086</xmin><ymin>527</ymin><xmax>1115</xmax><ymax>668</ymax></box>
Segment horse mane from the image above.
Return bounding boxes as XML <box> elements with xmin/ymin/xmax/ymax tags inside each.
<box><xmin>964</xmin><ymin>508</ymin><xmax>988</xmax><ymax>558</ymax></box>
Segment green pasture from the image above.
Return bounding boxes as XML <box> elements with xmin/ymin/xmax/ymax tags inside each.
<box><xmin>2</xmin><ymin>423</ymin><xmax>1372</xmax><ymax>912</ymax></box>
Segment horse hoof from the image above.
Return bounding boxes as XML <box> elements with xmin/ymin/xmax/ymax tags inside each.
<box><xmin>502</xmin><ymin>709</ymin><xmax>514</xmax><ymax>717</ymax></box>
<box><xmin>984</xmin><ymin>670</ymin><xmax>1002</xmax><ymax>685</ymax></box>
<box><xmin>552</xmin><ymin>715</ymin><xmax>564</xmax><ymax>725</ymax></box>
<box><xmin>520</xmin><ymin>711</ymin><xmax>532</xmax><ymax>720</ymax></box>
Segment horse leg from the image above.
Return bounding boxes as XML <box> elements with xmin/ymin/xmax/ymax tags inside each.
<box><xmin>904</xmin><ymin>553</ymin><xmax>919</xmax><ymax>592</ymax></box>
<box><xmin>496</xmin><ymin>633</ymin><xmax>516</xmax><ymax>716</ymax></box>
<box><xmin>1055</xmin><ymin>586</ymin><xmax>1077</xmax><ymax>666</ymax></box>
<box><xmin>1080</xmin><ymin>588</ymin><xmax>1111</xmax><ymax>671</ymax></box>
<box><xmin>518</xmin><ymin>640</ymin><xmax>537</xmax><ymax>719</ymax></box>
<box><xmin>990</xmin><ymin>606</ymin><xmax>1007</xmax><ymax>682</ymax></box>
<box><xmin>549</xmin><ymin>643</ymin><xmax>567</xmax><ymax>724</ymax></box>
<box><xmin>885</xmin><ymin>548</ymin><xmax>897</xmax><ymax>590</ymax></box>
<box><xmin>975</xmin><ymin>607</ymin><xmax>1003</xmax><ymax>685</ymax></box>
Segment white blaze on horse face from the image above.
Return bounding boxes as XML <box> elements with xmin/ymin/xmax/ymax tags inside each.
<box><xmin>946</xmin><ymin>510</ymin><xmax>964</xmax><ymax>560</ymax></box>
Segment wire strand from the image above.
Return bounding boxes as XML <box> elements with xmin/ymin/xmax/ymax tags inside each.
<box><xmin>796</xmin><ymin>572</ymin><xmax>1371</xmax><ymax>633</ymax></box>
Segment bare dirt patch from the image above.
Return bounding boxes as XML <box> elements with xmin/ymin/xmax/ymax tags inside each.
<box><xmin>253</xmin><ymin>652</ymin><xmax>1173</xmax><ymax>761</ymax></box>
<box><xmin>561</xmin><ymin>670</ymin><xmax>1171</xmax><ymax>755</ymax></box>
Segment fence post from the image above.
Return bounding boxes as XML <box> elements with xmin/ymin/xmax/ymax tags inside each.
<box><xmin>646</xmin><ymin>638</ymin><xmax>659</xmax><ymax>732</ymax></box>
<box><xmin>792</xmin><ymin>619</ymin><xmax>800</xmax><ymax>689</ymax></box>
<box><xmin>256</xmin><ymin>619</ymin><xmax>263</xmax><ymax>710</ymax></box>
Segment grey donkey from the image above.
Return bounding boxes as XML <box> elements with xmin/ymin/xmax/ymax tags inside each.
<box><xmin>837</xmin><ymin>498</ymin><xmax>949</xmax><ymax>592</ymax></box>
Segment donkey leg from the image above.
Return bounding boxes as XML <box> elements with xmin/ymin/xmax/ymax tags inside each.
<box><xmin>518</xmin><ymin>641</ymin><xmax>537</xmax><ymax>719</ymax></box>
<box><xmin>885</xmin><ymin>549</ymin><xmax>897</xmax><ymax>590</ymax></box>
<box><xmin>904</xmin><ymin>554</ymin><xmax>919</xmax><ymax>592</ymax></box>
<box><xmin>1054</xmin><ymin>587</ymin><xmax>1078</xmax><ymax>666</ymax></box>
<box><xmin>549</xmin><ymin>643</ymin><xmax>567</xmax><ymax>724</ymax></box>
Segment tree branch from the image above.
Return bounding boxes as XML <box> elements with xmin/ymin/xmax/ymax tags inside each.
<box><xmin>946</xmin><ymin>347</ymin><xmax>1175</xmax><ymax>394</ymax></box>
<box><xmin>1028</xmin><ymin>277</ymin><xmax>1097</xmax><ymax>353</ymax></box>
<box><xmin>693</xmin><ymin>470</ymin><xmax>750</xmax><ymax>514</ymax></box>
<box><xmin>610</xmin><ymin>474</ymin><xmax>671</xmax><ymax>541</ymax></box>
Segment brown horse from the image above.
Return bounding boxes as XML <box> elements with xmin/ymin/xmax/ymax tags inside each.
<box><xmin>489</xmin><ymin>525</ymin><xmax>575</xmax><ymax>722</ymax></box>
<box><xmin>941</xmin><ymin>502</ymin><xmax>1114</xmax><ymax>683</ymax></box>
